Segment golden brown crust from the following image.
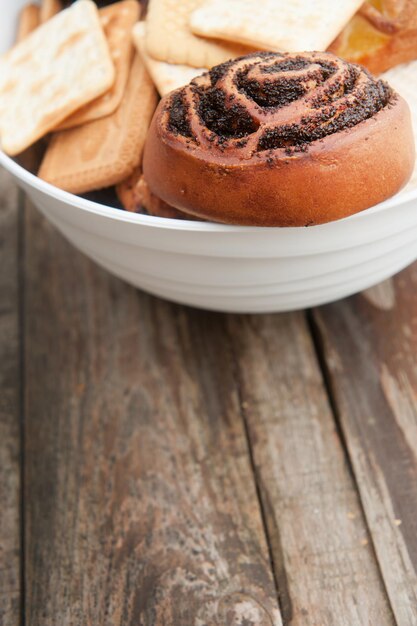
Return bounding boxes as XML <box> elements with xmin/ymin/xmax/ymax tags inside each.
<box><xmin>116</xmin><ymin>167</ymin><xmax>200</xmax><ymax>219</ymax></box>
<box><xmin>143</xmin><ymin>51</ymin><xmax>415</xmax><ymax>226</ymax></box>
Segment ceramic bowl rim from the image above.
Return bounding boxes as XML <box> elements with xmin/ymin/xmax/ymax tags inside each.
<box><xmin>2</xmin><ymin>148</ymin><xmax>417</xmax><ymax>234</ymax></box>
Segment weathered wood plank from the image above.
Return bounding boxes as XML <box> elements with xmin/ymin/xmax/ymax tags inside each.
<box><xmin>23</xmin><ymin>203</ymin><xmax>282</xmax><ymax>625</ymax></box>
<box><xmin>226</xmin><ymin>312</ymin><xmax>395</xmax><ymax>626</ymax></box>
<box><xmin>313</xmin><ymin>268</ymin><xmax>417</xmax><ymax>625</ymax></box>
<box><xmin>0</xmin><ymin>169</ymin><xmax>21</xmax><ymax>626</ymax></box>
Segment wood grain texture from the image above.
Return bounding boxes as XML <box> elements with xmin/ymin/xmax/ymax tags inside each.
<box><xmin>0</xmin><ymin>169</ymin><xmax>21</xmax><ymax>626</ymax></box>
<box><xmin>227</xmin><ymin>313</ymin><xmax>395</xmax><ymax>626</ymax></box>
<box><xmin>313</xmin><ymin>266</ymin><xmax>417</xmax><ymax>625</ymax></box>
<box><xmin>23</xmin><ymin>204</ymin><xmax>282</xmax><ymax>625</ymax></box>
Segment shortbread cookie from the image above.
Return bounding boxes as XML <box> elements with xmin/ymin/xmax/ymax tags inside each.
<box><xmin>133</xmin><ymin>22</ymin><xmax>204</xmax><ymax>95</ymax></box>
<box><xmin>0</xmin><ymin>0</ymin><xmax>114</xmax><ymax>156</ymax></box>
<box><xmin>57</xmin><ymin>0</ymin><xmax>140</xmax><ymax>130</ymax></box>
<box><xmin>40</xmin><ymin>0</ymin><xmax>63</xmax><ymax>23</ymax></box>
<box><xmin>145</xmin><ymin>0</ymin><xmax>255</xmax><ymax>68</ymax></box>
<box><xmin>190</xmin><ymin>0</ymin><xmax>364</xmax><ymax>53</ymax></box>
<box><xmin>17</xmin><ymin>4</ymin><xmax>40</xmax><ymax>42</ymax></box>
<box><xmin>39</xmin><ymin>54</ymin><xmax>158</xmax><ymax>194</ymax></box>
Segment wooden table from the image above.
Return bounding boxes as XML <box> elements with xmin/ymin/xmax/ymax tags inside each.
<box><xmin>1</xmin><ymin>167</ymin><xmax>417</xmax><ymax>626</ymax></box>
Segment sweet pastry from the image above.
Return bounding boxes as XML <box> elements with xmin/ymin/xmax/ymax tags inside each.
<box><xmin>384</xmin><ymin>60</ymin><xmax>417</xmax><ymax>192</ymax></box>
<box><xmin>116</xmin><ymin>167</ymin><xmax>199</xmax><ymax>219</ymax></box>
<box><xmin>143</xmin><ymin>51</ymin><xmax>415</xmax><ymax>226</ymax></box>
<box><xmin>329</xmin><ymin>0</ymin><xmax>417</xmax><ymax>74</ymax></box>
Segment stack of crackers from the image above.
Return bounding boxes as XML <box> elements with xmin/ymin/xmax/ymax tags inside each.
<box><xmin>134</xmin><ymin>0</ymin><xmax>417</xmax><ymax>94</ymax></box>
<box><xmin>0</xmin><ymin>0</ymin><xmax>158</xmax><ymax>196</ymax></box>
<box><xmin>0</xmin><ymin>0</ymin><xmax>416</xmax><ymax>204</ymax></box>
<box><xmin>134</xmin><ymin>0</ymin><xmax>368</xmax><ymax>96</ymax></box>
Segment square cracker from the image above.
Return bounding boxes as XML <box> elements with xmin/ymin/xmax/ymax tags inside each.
<box><xmin>0</xmin><ymin>0</ymin><xmax>115</xmax><ymax>156</ymax></box>
<box><xmin>57</xmin><ymin>0</ymin><xmax>140</xmax><ymax>130</ymax></box>
<box><xmin>16</xmin><ymin>3</ymin><xmax>43</xmax><ymax>174</ymax></box>
<box><xmin>133</xmin><ymin>22</ymin><xmax>204</xmax><ymax>96</ymax></box>
<box><xmin>38</xmin><ymin>54</ymin><xmax>158</xmax><ymax>195</ymax></box>
<box><xmin>145</xmin><ymin>0</ymin><xmax>255</xmax><ymax>69</ymax></box>
<box><xmin>190</xmin><ymin>0</ymin><xmax>364</xmax><ymax>53</ymax></box>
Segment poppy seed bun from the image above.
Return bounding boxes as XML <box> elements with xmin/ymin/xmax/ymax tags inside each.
<box><xmin>143</xmin><ymin>51</ymin><xmax>415</xmax><ymax>226</ymax></box>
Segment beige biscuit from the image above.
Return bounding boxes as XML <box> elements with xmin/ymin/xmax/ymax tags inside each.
<box><xmin>40</xmin><ymin>0</ymin><xmax>63</xmax><ymax>23</ymax></box>
<box><xmin>133</xmin><ymin>21</ymin><xmax>204</xmax><ymax>95</ymax></box>
<box><xmin>57</xmin><ymin>0</ymin><xmax>140</xmax><ymax>130</ymax></box>
<box><xmin>145</xmin><ymin>0</ymin><xmax>255</xmax><ymax>69</ymax></box>
<box><xmin>190</xmin><ymin>0</ymin><xmax>364</xmax><ymax>53</ymax></box>
<box><xmin>39</xmin><ymin>54</ymin><xmax>158</xmax><ymax>195</ymax></box>
<box><xmin>17</xmin><ymin>3</ymin><xmax>40</xmax><ymax>43</ymax></box>
<box><xmin>0</xmin><ymin>0</ymin><xmax>115</xmax><ymax>156</ymax></box>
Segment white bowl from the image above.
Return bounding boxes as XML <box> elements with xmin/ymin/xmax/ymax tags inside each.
<box><xmin>1</xmin><ymin>0</ymin><xmax>417</xmax><ymax>313</ymax></box>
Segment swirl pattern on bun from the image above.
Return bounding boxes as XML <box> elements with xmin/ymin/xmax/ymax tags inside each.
<box><xmin>143</xmin><ymin>51</ymin><xmax>415</xmax><ymax>226</ymax></box>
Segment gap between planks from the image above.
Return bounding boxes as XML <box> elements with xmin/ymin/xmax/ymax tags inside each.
<box><xmin>15</xmin><ymin>185</ymin><xmax>406</xmax><ymax>626</ymax></box>
<box><xmin>21</xmin><ymin>201</ymin><xmax>282</xmax><ymax>626</ymax></box>
<box><xmin>225</xmin><ymin>312</ymin><xmax>395</xmax><ymax>626</ymax></box>
<box><xmin>310</xmin><ymin>273</ymin><xmax>417</xmax><ymax>626</ymax></box>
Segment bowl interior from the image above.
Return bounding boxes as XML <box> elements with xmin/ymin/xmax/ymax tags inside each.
<box><xmin>0</xmin><ymin>0</ymin><xmax>416</xmax><ymax>235</ymax></box>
